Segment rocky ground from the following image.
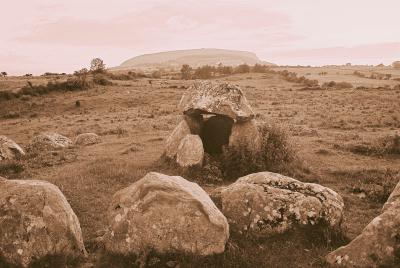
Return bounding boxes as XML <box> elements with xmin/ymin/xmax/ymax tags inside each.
<box><xmin>0</xmin><ymin>70</ymin><xmax>399</xmax><ymax>267</ymax></box>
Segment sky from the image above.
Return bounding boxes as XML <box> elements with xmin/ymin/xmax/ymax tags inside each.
<box><xmin>1</xmin><ymin>0</ymin><xmax>399</xmax><ymax>75</ymax></box>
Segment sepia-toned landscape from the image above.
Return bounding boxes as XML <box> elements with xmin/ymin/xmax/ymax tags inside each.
<box><xmin>1</xmin><ymin>1</ymin><xmax>400</xmax><ymax>267</ymax></box>
<box><xmin>1</xmin><ymin>56</ymin><xmax>399</xmax><ymax>267</ymax></box>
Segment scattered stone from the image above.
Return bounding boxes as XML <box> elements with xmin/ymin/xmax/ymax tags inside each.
<box><xmin>103</xmin><ymin>172</ymin><xmax>229</xmax><ymax>256</ymax></box>
<box><xmin>326</xmin><ymin>179</ymin><xmax>400</xmax><ymax>267</ymax></box>
<box><xmin>0</xmin><ymin>136</ymin><xmax>25</xmax><ymax>160</ymax></box>
<box><xmin>176</xmin><ymin>134</ymin><xmax>204</xmax><ymax>168</ymax></box>
<box><xmin>179</xmin><ymin>81</ymin><xmax>255</xmax><ymax>121</ymax></box>
<box><xmin>165</xmin><ymin>119</ymin><xmax>191</xmax><ymax>158</ymax></box>
<box><xmin>217</xmin><ymin>172</ymin><xmax>344</xmax><ymax>237</ymax></box>
<box><xmin>75</xmin><ymin>133</ymin><xmax>101</xmax><ymax>146</ymax></box>
<box><xmin>0</xmin><ymin>178</ymin><xmax>86</xmax><ymax>267</ymax></box>
<box><xmin>229</xmin><ymin>119</ymin><xmax>261</xmax><ymax>152</ymax></box>
<box><xmin>30</xmin><ymin>132</ymin><xmax>72</xmax><ymax>150</ymax></box>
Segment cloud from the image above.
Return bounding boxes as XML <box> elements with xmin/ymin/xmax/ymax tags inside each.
<box><xmin>15</xmin><ymin>1</ymin><xmax>294</xmax><ymax>50</ymax></box>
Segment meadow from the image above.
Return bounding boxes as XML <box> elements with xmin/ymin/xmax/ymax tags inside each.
<box><xmin>0</xmin><ymin>66</ymin><xmax>399</xmax><ymax>267</ymax></box>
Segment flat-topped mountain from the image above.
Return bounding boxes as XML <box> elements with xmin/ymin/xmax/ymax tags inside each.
<box><xmin>116</xmin><ymin>48</ymin><xmax>274</xmax><ymax>70</ymax></box>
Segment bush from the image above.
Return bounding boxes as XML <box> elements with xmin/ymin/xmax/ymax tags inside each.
<box><xmin>19</xmin><ymin>77</ymin><xmax>91</xmax><ymax>96</ymax></box>
<box><xmin>332</xmin><ymin>168</ymin><xmax>399</xmax><ymax>203</ymax></box>
<box><xmin>220</xmin><ymin>123</ymin><xmax>296</xmax><ymax>180</ymax></box>
<box><xmin>322</xmin><ymin>81</ymin><xmax>353</xmax><ymax>89</ymax></box>
<box><xmin>151</xmin><ymin>71</ymin><xmax>161</xmax><ymax>79</ymax></box>
<box><xmin>347</xmin><ymin>134</ymin><xmax>400</xmax><ymax>156</ymax></box>
<box><xmin>235</xmin><ymin>64</ymin><xmax>251</xmax><ymax>73</ymax></box>
<box><xmin>193</xmin><ymin>65</ymin><xmax>215</xmax><ymax>79</ymax></box>
<box><xmin>93</xmin><ymin>74</ymin><xmax>113</xmax><ymax>86</ymax></box>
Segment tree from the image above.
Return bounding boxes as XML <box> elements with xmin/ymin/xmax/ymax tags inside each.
<box><xmin>194</xmin><ymin>65</ymin><xmax>214</xmax><ymax>79</ymax></box>
<box><xmin>74</xmin><ymin>68</ymin><xmax>90</xmax><ymax>87</ymax></box>
<box><xmin>181</xmin><ymin>64</ymin><xmax>192</xmax><ymax>80</ymax></box>
<box><xmin>235</xmin><ymin>64</ymin><xmax>250</xmax><ymax>73</ymax></box>
<box><xmin>90</xmin><ymin>58</ymin><xmax>106</xmax><ymax>73</ymax></box>
<box><xmin>393</xmin><ymin>61</ymin><xmax>400</xmax><ymax>69</ymax></box>
<box><xmin>0</xmin><ymin>72</ymin><xmax>7</xmax><ymax>77</ymax></box>
<box><xmin>217</xmin><ymin>64</ymin><xmax>233</xmax><ymax>75</ymax></box>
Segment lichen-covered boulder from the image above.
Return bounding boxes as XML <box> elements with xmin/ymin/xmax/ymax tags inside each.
<box><xmin>176</xmin><ymin>134</ymin><xmax>204</xmax><ymax>168</ymax></box>
<box><xmin>228</xmin><ymin>119</ymin><xmax>261</xmax><ymax>152</ymax></box>
<box><xmin>0</xmin><ymin>136</ymin><xmax>25</xmax><ymax>160</ymax></box>
<box><xmin>326</xmin><ymin>179</ymin><xmax>400</xmax><ymax>267</ymax></box>
<box><xmin>74</xmin><ymin>133</ymin><xmax>101</xmax><ymax>146</ymax></box>
<box><xmin>103</xmin><ymin>172</ymin><xmax>229</xmax><ymax>256</ymax></box>
<box><xmin>30</xmin><ymin>132</ymin><xmax>72</xmax><ymax>150</ymax></box>
<box><xmin>0</xmin><ymin>178</ymin><xmax>86</xmax><ymax>267</ymax></box>
<box><xmin>179</xmin><ymin>81</ymin><xmax>255</xmax><ymax>121</ymax></box>
<box><xmin>218</xmin><ymin>172</ymin><xmax>344</xmax><ymax>236</ymax></box>
<box><xmin>165</xmin><ymin>120</ymin><xmax>191</xmax><ymax>158</ymax></box>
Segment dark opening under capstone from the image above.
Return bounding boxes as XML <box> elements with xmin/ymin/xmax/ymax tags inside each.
<box><xmin>200</xmin><ymin>115</ymin><xmax>234</xmax><ymax>154</ymax></box>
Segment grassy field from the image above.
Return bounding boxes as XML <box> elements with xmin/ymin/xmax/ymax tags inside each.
<box><xmin>0</xmin><ymin>68</ymin><xmax>399</xmax><ymax>267</ymax></box>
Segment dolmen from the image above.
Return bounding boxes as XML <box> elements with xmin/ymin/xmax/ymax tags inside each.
<box><xmin>165</xmin><ymin>81</ymin><xmax>261</xmax><ymax>167</ymax></box>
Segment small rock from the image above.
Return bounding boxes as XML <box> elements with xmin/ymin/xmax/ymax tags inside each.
<box><xmin>30</xmin><ymin>132</ymin><xmax>72</xmax><ymax>150</ymax></box>
<box><xmin>75</xmin><ymin>133</ymin><xmax>101</xmax><ymax>146</ymax></box>
<box><xmin>0</xmin><ymin>136</ymin><xmax>25</xmax><ymax>160</ymax></box>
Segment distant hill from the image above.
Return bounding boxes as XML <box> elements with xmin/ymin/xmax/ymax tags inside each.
<box><xmin>114</xmin><ymin>48</ymin><xmax>274</xmax><ymax>70</ymax></box>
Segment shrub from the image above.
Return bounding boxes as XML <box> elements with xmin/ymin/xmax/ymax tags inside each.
<box><xmin>332</xmin><ymin>168</ymin><xmax>399</xmax><ymax>203</ymax></box>
<box><xmin>194</xmin><ymin>65</ymin><xmax>215</xmax><ymax>79</ymax></box>
<box><xmin>93</xmin><ymin>74</ymin><xmax>113</xmax><ymax>86</ymax></box>
<box><xmin>347</xmin><ymin>134</ymin><xmax>400</xmax><ymax>156</ymax></box>
<box><xmin>235</xmin><ymin>64</ymin><xmax>251</xmax><ymax>73</ymax></box>
<box><xmin>220</xmin><ymin>123</ymin><xmax>296</xmax><ymax>180</ymax></box>
<box><xmin>322</xmin><ymin>81</ymin><xmax>353</xmax><ymax>89</ymax></box>
<box><xmin>151</xmin><ymin>71</ymin><xmax>161</xmax><ymax>79</ymax></box>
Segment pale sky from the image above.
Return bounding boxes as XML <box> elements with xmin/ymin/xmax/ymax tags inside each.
<box><xmin>1</xmin><ymin>0</ymin><xmax>399</xmax><ymax>75</ymax></box>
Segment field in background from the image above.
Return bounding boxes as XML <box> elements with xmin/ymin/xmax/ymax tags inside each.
<box><xmin>0</xmin><ymin>67</ymin><xmax>399</xmax><ymax>267</ymax></box>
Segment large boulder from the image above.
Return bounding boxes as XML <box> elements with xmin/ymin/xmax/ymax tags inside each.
<box><xmin>75</xmin><ymin>133</ymin><xmax>101</xmax><ymax>146</ymax></box>
<box><xmin>176</xmin><ymin>134</ymin><xmax>204</xmax><ymax>168</ymax></box>
<box><xmin>0</xmin><ymin>136</ymin><xmax>25</xmax><ymax>160</ymax></box>
<box><xmin>228</xmin><ymin>119</ymin><xmax>261</xmax><ymax>153</ymax></box>
<box><xmin>165</xmin><ymin>120</ymin><xmax>191</xmax><ymax>159</ymax></box>
<box><xmin>103</xmin><ymin>172</ymin><xmax>229</xmax><ymax>256</ymax></box>
<box><xmin>0</xmin><ymin>177</ymin><xmax>86</xmax><ymax>267</ymax></box>
<box><xmin>217</xmin><ymin>172</ymin><xmax>344</xmax><ymax>236</ymax></box>
<box><xmin>179</xmin><ymin>81</ymin><xmax>255</xmax><ymax>122</ymax></box>
<box><xmin>326</xmin><ymin>180</ymin><xmax>400</xmax><ymax>267</ymax></box>
<box><xmin>30</xmin><ymin>132</ymin><xmax>72</xmax><ymax>150</ymax></box>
